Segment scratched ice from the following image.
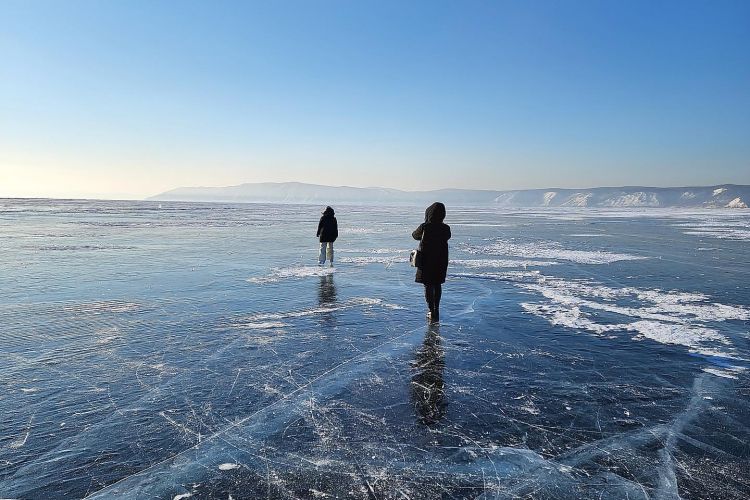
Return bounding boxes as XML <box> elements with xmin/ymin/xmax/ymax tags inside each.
<box><xmin>1</xmin><ymin>200</ymin><xmax>749</xmax><ymax>499</ymax></box>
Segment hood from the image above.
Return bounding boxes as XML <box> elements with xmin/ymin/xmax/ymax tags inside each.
<box><xmin>322</xmin><ymin>206</ymin><xmax>335</xmax><ymax>216</ymax></box>
<box><xmin>424</xmin><ymin>202</ymin><xmax>446</xmax><ymax>223</ymax></box>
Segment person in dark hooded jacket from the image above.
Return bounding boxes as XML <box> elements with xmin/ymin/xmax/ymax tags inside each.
<box><xmin>412</xmin><ymin>202</ymin><xmax>451</xmax><ymax>322</ymax></box>
<box><xmin>317</xmin><ymin>206</ymin><xmax>338</xmax><ymax>267</ymax></box>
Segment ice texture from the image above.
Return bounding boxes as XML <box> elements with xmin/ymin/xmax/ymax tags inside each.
<box><xmin>0</xmin><ymin>200</ymin><xmax>749</xmax><ymax>499</ymax></box>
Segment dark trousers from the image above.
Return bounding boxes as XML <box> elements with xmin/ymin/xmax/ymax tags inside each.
<box><xmin>424</xmin><ymin>283</ymin><xmax>442</xmax><ymax>314</ymax></box>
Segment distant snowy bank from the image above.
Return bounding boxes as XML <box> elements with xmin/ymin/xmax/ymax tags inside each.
<box><xmin>150</xmin><ymin>181</ymin><xmax>750</xmax><ymax>208</ymax></box>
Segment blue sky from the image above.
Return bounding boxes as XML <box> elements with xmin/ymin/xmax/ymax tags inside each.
<box><xmin>1</xmin><ymin>0</ymin><xmax>748</xmax><ymax>198</ymax></box>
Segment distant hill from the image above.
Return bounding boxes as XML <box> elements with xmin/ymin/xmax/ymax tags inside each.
<box><xmin>150</xmin><ymin>182</ymin><xmax>750</xmax><ymax>208</ymax></box>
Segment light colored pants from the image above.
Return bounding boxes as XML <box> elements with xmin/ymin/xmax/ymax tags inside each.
<box><xmin>318</xmin><ymin>242</ymin><xmax>334</xmax><ymax>265</ymax></box>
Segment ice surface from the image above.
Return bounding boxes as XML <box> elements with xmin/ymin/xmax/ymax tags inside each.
<box><xmin>0</xmin><ymin>200</ymin><xmax>748</xmax><ymax>499</ymax></box>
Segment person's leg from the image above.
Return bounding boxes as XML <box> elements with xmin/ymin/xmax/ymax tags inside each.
<box><xmin>318</xmin><ymin>242</ymin><xmax>326</xmax><ymax>265</ymax></box>
<box><xmin>327</xmin><ymin>242</ymin><xmax>334</xmax><ymax>267</ymax></box>
<box><xmin>424</xmin><ymin>284</ymin><xmax>434</xmax><ymax>317</ymax></box>
<box><xmin>432</xmin><ymin>284</ymin><xmax>442</xmax><ymax>321</ymax></box>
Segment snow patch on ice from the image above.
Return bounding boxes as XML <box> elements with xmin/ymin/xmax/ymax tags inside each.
<box><xmin>248</xmin><ymin>266</ymin><xmax>334</xmax><ymax>284</ymax></box>
<box><xmin>702</xmin><ymin>367</ymin><xmax>746</xmax><ymax>379</ymax></box>
<box><xmin>218</xmin><ymin>463</ymin><xmax>240</xmax><ymax>470</ymax></box>
<box><xmin>453</xmin><ymin>270</ymin><xmax>540</xmax><ymax>283</ymax></box>
<box><xmin>713</xmin><ymin>188</ymin><xmax>727</xmax><ymax>196</ymax></box>
<box><xmin>451</xmin><ymin>259</ymin><xmax>558</xmax><ymax>269</ymax></box>
<box><xmin>340</xmin><ymin>227</ymin><xmax>380</xmax><ymax>234</ymax></box>
<box><xmin>517</xmin><ymin>274</ymin><xmax>748</xmax><ymax>361</ymax></box>
<box><xmin>96</xmin><ymin>336</ymin><xmax>119</xmax><ymax>345</ymax></box>
<box><xmin>678</xmin><ymin>217</ymin><xmax>750</xmax><ymax>240</ymax></box>
<box><xmin>339</xmin><ymin>256</ymin><xmax>404</xmax><ymax>265</ymax></box>
<box><xmin>462</xmin><ymin>239</ymin><xmax>645</xmax><ymax>264</ymax></box>
<box><xmin>9</xmin><ymin>433</ymin><xmax>30</xmax><ymax>449</ymax></box>
<box><xmin>521</xmin><ymin>303</ymin><xmax>619</xmax><ymax>334</ymax></box>
<box><xmin>338</xmin><ymin>248</ymin><xmax>408</xmax><ymax>254</ymax></box>
<box><xmin>351</xmin><ymin>297</ymin><xmax>405</xmax><ymax>309</ymax></box>
<box><xmin>684</xmin><ymin>229</ymin><xmax>750</xmax><ymax>240</ymax></box>
<box><xmin>627</xmin><ymin>321</ymin><xmax>725</xmax><ymax>349</ymax></box>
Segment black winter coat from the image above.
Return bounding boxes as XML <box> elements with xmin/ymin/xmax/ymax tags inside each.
<box><xmin>412</xmin><ymin>202</ymin><xmax>451</xmax><ymax>284</ymax></box>
<box><xmin>317</xmin><ymin>207</ymin><xmax>338</xmax><ymax>243</ymax></box>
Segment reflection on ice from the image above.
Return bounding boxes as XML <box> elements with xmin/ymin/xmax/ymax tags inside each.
<box><xmin>411</xmin><ymin>324</ymin><xmax>446</xmax><ymax>426</ymax></box>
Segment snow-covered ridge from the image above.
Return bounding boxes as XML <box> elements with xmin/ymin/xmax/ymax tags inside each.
<box><xmin>149</xmin><ymin>182</ymin><xmax>750</xmax><ymax>208</ymax></box>
<box><xmin>726</xmin><ymin>197</ymin><xmax>747</xmax><ymax>208</ymax></box>
<box><xmin>601</xmin><ymin>192</ymin><xmax>659</xmax><ymax>207</ymax></box>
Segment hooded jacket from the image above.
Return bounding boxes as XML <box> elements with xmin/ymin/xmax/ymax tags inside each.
<box><xmin>412</xmin><ymin>202</ymin><xmax>451</xmax><ymax>284</ymax></box>
<box><xmin>317</xmin><ymin>206</ymin><xmax>338</xmax><ymax>243</ymax></box>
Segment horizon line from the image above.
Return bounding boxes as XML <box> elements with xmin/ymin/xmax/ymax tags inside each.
<box><xmin>3</xmin><ymin>180</ymin><xmax>749</xmax><ymax>204</ymax></box>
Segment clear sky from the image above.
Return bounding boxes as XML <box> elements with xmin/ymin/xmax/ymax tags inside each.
<box><xmin>1</xmin><ymin>0</ymin><xmax>749</xmax><ymax>199</ymax></box>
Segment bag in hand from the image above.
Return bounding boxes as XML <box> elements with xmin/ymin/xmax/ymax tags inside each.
<box><xmin>410</xmin><ymin>223</ymin><xmax>425</xmax><ymax>267</ymax></box>
<box><xmin>409</xmin><ymin>249</ymin><xmax>422</xmax><ymax>267</ymax></box>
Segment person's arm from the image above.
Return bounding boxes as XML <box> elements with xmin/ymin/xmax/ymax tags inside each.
<box><xmin>445</xmin><ymin>225</ymin><xmax>451</xmax><ymax>241</ymax></box>
<box><xmin>412</xmin><ymin>223</ymin><xmax>424</xmax><ymax>240</ymax></box>
<box><xmin>317</xmin><ymin>218</ymin><xmax>323</xmax><ymax>237</ymax></box>
<box><xmin>332</xmin><ymin>217</ymin><xmax>338</xmax><ymax>241</ymax></box>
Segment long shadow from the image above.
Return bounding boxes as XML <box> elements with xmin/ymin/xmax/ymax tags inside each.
<box><xmin>318</xmin><ymin>273</ymin><xmax>337</xmax><ymax>328</ymax></box>
<box><xmin>410</xmin><ymin>323</ymin><xmax>446</xmax><ymax>426</ymax></box>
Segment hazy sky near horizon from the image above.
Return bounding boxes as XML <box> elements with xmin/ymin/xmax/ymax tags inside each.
<box><xmin>2</xmin><ymin>0</ymin><xmax>749</xmax><ymax>199</ymax></box>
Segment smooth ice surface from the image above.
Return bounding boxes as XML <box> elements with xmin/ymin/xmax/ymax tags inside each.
<box><xmin>1</xmin><ymin>200</ymin><xmax>749</xmax><ymax>499</ymax></box>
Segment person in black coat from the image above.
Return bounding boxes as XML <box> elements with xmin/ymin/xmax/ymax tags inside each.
<box><xmin>412</xmin><ymin>202</ymin><xmax>451</xmax><ymax>322</ymax></box>
<box><xmin>317</xmin><ymin>206</ymin><xmax>338</xmax><ymax>267</ymax></box>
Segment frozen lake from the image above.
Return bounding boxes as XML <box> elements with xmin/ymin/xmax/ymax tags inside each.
<box><xmin>1</xmin><ymin>199</ymin><xmax>749</xmax><ymax>499</ymax></box>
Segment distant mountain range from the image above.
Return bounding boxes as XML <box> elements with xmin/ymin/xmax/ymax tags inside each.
<box><xmin>150</xmin><ymin>182</ymin><xmax>750</xmax><ymax>208</ymax></box>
